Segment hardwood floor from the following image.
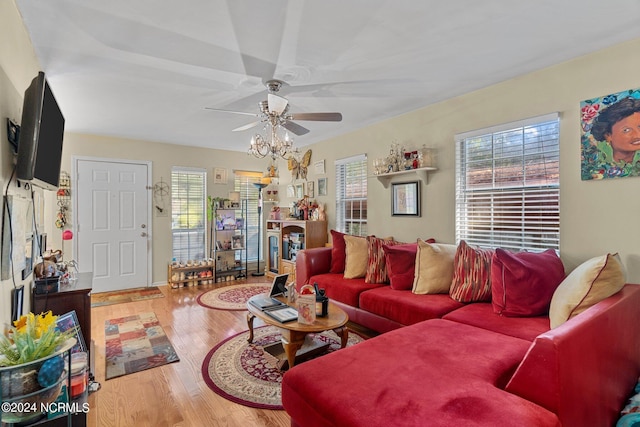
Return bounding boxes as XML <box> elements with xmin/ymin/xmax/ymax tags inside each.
<box><xmin>87</xmin><ymin>278</ymin><xmax>292</xmax><ymax>427</ymax></box>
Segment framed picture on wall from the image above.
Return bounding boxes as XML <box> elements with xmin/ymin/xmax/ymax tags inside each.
<box><xmin>213</xmin><ymin>167</ymin><xmax>227</xmax><ymax>184</ymax></box>
<box><xmin>306</xmin><ymin>181</ymin><xmax>315</xmax><ymax>197</ymax></box>
<box><xmin>295</xmin><ymin>183</ymin><xmax>305</xmax><ymax>199</ymax></box>
<box><xmin>317</xmin><ymin>178</ymin><xmax>327</xmax><ymax>196</ymax></box>
<box><xmin>391</xmin><ymin>181</ymin><xmax>420</xmax><ymax>216</ymax></box>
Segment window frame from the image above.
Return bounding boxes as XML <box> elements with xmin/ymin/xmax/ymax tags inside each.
<box><xmin>455</xmin><ymin>113</ymin><xmax>560</xmax><ymax>252</ymax></box>
<box><xmin>171</xmin><ymin>167</ymin><xmax>207</xmax><ymax>262</ymax></box>
<box><xmin>335</xmin><ymin>154</ymin><xmax>368</xmax><ymax>236</ymax></box>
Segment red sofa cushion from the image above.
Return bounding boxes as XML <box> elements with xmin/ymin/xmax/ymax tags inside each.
<box><xmin>359</xmin><ymin>286</ymin><xmax>464</xmax><ymax>326</ymax></box>
<box><xmin>309</xmin><ymin>273</ymin><xmax>383</xmax><ymax>307</ymax></box>
<box><xmin>491</xmin><ymin>248</ymin><xmax>565</xmax><ymax>317</ymax></box>
<box><xmin>329</xmin><ymin>230</ymin><xmax>347</xmax><ymax>274</ymax></box>
<box><xmin>443</xmin><ymin>303</ymin><xmax>550</xmax><ymax>341</ymax></box>
<box><xmin>282</xmin><ymin>319</ymin><xmax>560</xmax><ymax>427</ymax></box>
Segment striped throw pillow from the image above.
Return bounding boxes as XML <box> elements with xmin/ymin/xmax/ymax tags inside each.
<box><xmin>449</xmin><ymin>240</ymin><xmax>494</xmax><ymax>303</ymax></box>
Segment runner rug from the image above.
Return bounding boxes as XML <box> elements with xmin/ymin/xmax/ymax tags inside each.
<box><xmin>91</xmin><ymin>286</ymin><xmax>164</xmax><ymax>307</ymax></box>
<box><xmin>196</xmin><ymin>283</ymin><xmax>271</xmax><ymax>310</ymax></box>
<box><xmin>105</xmin><ymin>312</ymin><xmax>179</xmax><ymax>380</ymax></box>
<box><xmin>201</xmin><ymin>325</ymin><xmax>364</xmax><ymax>409</ymax></box>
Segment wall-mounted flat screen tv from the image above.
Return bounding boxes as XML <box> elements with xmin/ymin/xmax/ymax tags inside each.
<box><xmin>16</xmin><ymin>71</ymin><xmax>65</xmax><ymax>191</ymax></box>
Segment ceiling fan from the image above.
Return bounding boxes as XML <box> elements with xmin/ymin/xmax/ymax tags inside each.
<box><xmin>205</xmin><ymin>79</ymin><xmax>342</xmax><ymax>136</ymax></box>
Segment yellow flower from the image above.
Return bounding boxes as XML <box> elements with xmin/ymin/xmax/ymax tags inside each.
<box><xmin>37</xmin><ymin>311</ymin><xmax>58</xmax><ymax>334</ymax></box>
<box><xmin>13</xmin><ymin>314</ymin><xmax>27</xmax><ymax>332</ymax></box>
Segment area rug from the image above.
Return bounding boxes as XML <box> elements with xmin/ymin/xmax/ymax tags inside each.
<box><xmin>196</xmin><ymin>283</ymin><xmax>271</xmax><ymax>310</ymax></box>
<box><xmin>201</xmin><ymin>325</ymin><xmax>364</xmax><ymax>409</ymax></box>
<box><xmin>105</xmin><ymin>312</ymin><xmax>179</xmax><ymax>380</ymax></box>
<box><xmin>91</xmin><ymin>286</ymin><xmax>164</xmax><ymax>307</ymax></box>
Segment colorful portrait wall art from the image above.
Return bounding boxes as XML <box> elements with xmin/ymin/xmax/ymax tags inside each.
<box><xmin>580</xmin><ymin>88</ymin><xmax>640</xmax><ymax>180</ymax></box>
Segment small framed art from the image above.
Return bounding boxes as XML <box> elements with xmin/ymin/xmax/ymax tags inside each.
<box><xmin>317</xmin><ymin>178</ymin><xmax>327</xmax><ymax>196</ymax></box>
<box><xmin>213</xmin><ymin>167</ymin><xmax>227</xmax><ymax>184</ymax></box>
<box><xmin>306</xmin><ymin>181</ymin><xmax>315</xmax><ymax>197</ymax></box>
<box><xmin>391</xmin><ymin>181</ymin><xmax>420</xmax><ymax>216</ymax></box>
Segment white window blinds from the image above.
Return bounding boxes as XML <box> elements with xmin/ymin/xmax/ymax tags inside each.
<box><xmin>234</xmin><ymin>171</ymin><xmax>262</xmax><ymax>262</ymax></box>
<box><xmin>455</xmin><ymin>114</ymin><xmax>560</xmax><ymax>251</ymax></box>
<box><xmin>171</xmin><ymin>167</ymin><xmax>207</xmax><ymax>261</ymax></box>
<box><xmin>335</xmin><ymin>154</ymin><xmax>368</xmax><ymax>236</ymax></box>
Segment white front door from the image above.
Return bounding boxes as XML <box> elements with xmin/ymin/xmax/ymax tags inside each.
<box><xmin>75</xmin><ymin>158</ymin><xmax>151</xmax><ymax>293</ymax></box>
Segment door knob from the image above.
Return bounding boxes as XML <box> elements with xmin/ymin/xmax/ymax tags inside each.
<box><xmin>141</xmin><ymin>232</ymin><xmax>148</xmax><ymax>237</ymax></box>
<box><xmin>141</xmin><ymin>224</ymin><xmax>146</xmax><ymax>228</ymax></box>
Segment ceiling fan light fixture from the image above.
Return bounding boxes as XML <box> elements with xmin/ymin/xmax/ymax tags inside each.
<box><xmin>247</xmin><ymin>121</ymin><xmax>294</xmax><ymax>161</ymax></box>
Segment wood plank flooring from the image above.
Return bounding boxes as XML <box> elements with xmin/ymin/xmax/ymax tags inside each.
<box><xmin>87</xmin><ymin>278</ymin><xmax>292</xmax><ymax>427</ymax></box>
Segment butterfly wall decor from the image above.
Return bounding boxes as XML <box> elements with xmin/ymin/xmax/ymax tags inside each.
<box><xmin>288</xmin><ymin>149</ymin><xmax>312</xmax><ymax>181</ymax></box>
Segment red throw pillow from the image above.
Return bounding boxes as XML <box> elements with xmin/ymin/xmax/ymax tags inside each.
<box><xmin>491</xmin><ymin>248</ymin><xmax>565</xmax><ymax>317</ymax></box>
<box><xmin>383</xmin><ymin>239</ymin><xmax>436</xmax><ymax>290</ymax></box>
<box><xmin>449</xmin><ymin>240</ymin><xmax>494</xmax><ymax>303</ymax></box>
<box><xmin>329</xmin><ymin>230</ymin><xmax>347</xmax><ymax>274</ymax></box>
<box><xmin>383</xmin><ymin>243</ymin><xmax>417</xmax><ymax>290</ymax></box>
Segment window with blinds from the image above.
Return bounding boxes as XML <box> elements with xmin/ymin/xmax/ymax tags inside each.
<box><xmin>335</xmin><ymin>154</ymin><xmax>368</xmax><ymax>236</ymax></box>
<box><xmin>455</xmin><ymin>113</ymin><xmax>560</xmax><ymax>251</ymax></box>
<box><xmin>234</xmin><ymin>171</ymin><xmax>262</xmax><ymax>262</ymax></box>
<box><xmin>171</xmin><ymin>168</ymin><xmax>206</xmax><ymax>261</ymax></box>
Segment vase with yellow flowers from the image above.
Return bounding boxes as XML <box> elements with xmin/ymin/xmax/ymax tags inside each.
<box><xmin>0</xmin><ymin>311</ymin><xmax>75</xmax><ymax>424</ymax></box>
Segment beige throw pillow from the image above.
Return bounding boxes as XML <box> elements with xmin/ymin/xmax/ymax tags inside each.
<box><xmin>549</xmin><ymin>253</ymin><xmax>625</xmax><ymax>328</ymax></box>
<box><xmin>412</xmin><ymin>240</ymin><xmax>457</xmax><ymax>294</ymax></box>
<box><xmin>343</xmin><ymin>235</ymin><xmax>368</xmax><ymax>279</ymax></box>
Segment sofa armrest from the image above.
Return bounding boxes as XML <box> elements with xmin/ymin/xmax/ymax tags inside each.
<box><xmin>505</xmin><ymin>284</ymin><xmax>640</xmax><ymax>427</ymax></box>
<box><xmin>295</xmin><ymin>247</ymin><xmax>332</xmax><ymax>288</ymax></box>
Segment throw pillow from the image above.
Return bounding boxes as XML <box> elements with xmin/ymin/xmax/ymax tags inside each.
<box><xmin>449</xmin><ymin>240</ymin><xmax>494</xmax><ymax>303</ymax></box>
<box><xmin>383</xmin><ymin>239</ymin><xmax>435</xmax><ymax>290</ymax></box>
<box><xmin>549</xmin><ymin>253</ymin><xmax>625</xmax><ymax>328</ymax></box>
<box><xmin>412</xmin><ymin>240</ymin><xmax>457</xmax><ymax>294</ymax></box>
<box><xmin>329</xmin><ymin>230</ymin><xmax>347</xmax><ymax>274</ymax></box>
<box><xmin>343</xmin><ymin>235</ymin><xmax>368</xmax><ymax>279</ymax></box>
<box><xmin>365</xmin><ymin>236</ymin><xmax>396</xmax><ymax>284</ymax></box>
<box><xmin>491</xmin><ymin>248</ymin><xmax>565</xmax><ymax>317</ymax></box>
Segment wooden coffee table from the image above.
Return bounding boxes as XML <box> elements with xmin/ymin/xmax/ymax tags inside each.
<box><xmin>246</xmin><ymin>295</ymin><xmax>349</xmax><ymax>370</ymax></box>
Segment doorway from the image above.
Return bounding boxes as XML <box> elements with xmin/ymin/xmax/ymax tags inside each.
<box><xmin>73</xmin><ymin>157</ymin><xmax>152</xmax><ymax>293</ymax></box>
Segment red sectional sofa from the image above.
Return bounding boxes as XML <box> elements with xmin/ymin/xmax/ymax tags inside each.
<box><xmin>284</xmin><ymin>246</ymin><xmax>640</xmax><ymax>427</ymax></box>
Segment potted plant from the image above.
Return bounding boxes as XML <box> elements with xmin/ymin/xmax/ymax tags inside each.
<box><xmin>0</xmin><ymin>311</ymin><xmax>75</xmax><ymax>423</ymax></box>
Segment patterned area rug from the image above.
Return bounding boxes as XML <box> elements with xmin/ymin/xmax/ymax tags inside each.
<box><xmin>196</xmin><ymin>283</ymin><xmax>271</xmax><ymax>310</ymax></box>
<box><xmin>105</xmin><ymin>312</ymin><xmax>179</xmax><ymax>380</ymax></box>
<box><xmin>201</xmin><ymin>325</ymin><xmax>364</xmax><ymax>409</ymax></box>
<box><xmin>91</xmin><ymin>286</ymin><xmax>164</xmax><ymax>307</ymax></box>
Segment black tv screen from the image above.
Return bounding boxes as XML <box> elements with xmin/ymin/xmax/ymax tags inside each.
<box><xmin>16</xmin><ymin>72</ymin><xmax>65</xmax><ymax>191</ymax></box>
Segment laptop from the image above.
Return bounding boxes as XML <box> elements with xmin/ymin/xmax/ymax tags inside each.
<box><xmin>249</xmin><ymin>273</ymin><xmax>289</xmax><ymax>310</ymax></box>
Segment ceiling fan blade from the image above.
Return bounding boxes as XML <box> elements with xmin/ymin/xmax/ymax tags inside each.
<box><xmin>282</xmin><ymin>121</ymin><xmax>310</xmax><ymax>136</ymax></box>
<box><xmin>204</xmin><ymin>107</ymin><xmax>258</xmax><ymax>117</ymax></box>
<box><xmin>289</xmin><ymin>112</ymin><xmax>343</xmax><ymax>122</ymax></box>
<box><xmin>267</xmin><ymin>94</ymin><xmax>288</xmax><ymax>115</ymax></box>
<box><xmin>232</xmin><ymin>121</ymin><xmax>262</xmax><ymax>132</ymax></box>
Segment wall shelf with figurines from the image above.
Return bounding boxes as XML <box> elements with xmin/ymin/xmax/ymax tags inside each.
<box><xmin>371</xmin><ymin>143</ymin><xmax>437</xmax><ymax>188</ymax></box>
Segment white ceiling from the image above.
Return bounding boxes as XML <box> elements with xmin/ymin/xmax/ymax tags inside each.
<box><xmin>15</xmin><ymin>0</ymin><xmax>640</xmax><ymax>152</ymax></box>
